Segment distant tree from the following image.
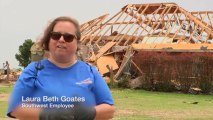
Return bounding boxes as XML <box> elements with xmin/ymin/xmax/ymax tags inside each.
<box><xmin>15</xmin><ymin>39</ymin><xmax>34</xmax><ymax>68</ymax></box>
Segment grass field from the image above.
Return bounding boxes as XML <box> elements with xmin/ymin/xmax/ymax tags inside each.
<box><xmin>0</xmin><ymin>86</ymin><xmax>213</xmax><ymax>120</ymax></box>
<box><xmin>0</xmin><ymin>85</ymin><xmax>13</xmax><ymax>119</ymax></box>
<box><xmin>112</xmin><ymin>88</ymin><xmax>213</xmax><ymax>120</ymax></box>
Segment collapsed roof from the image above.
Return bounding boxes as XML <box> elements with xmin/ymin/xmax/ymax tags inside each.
<box><xmin>78</xmin><ymin>3</ymin><xmax>213</xmax><ymax>77</ymax></box>
<box><xmin>31</xmin><ymin>3</ymin><xmax>213</xmax><ymax>77</ymax></box>
<box><xmin>80</xmin><ymin>3</ymin><xmax>213</xmax><ymax>46</ymax></box>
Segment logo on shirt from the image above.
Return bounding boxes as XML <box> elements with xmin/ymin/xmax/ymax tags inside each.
<box><xmin>76</xmin><ymin>78</ymin><xmax>93</xmax><ymax>85</ymax></box>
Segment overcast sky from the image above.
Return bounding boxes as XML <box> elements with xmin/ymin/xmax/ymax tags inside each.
<box><xmin>0</xmin><ymin>0</ymin><xmax>212</xmax><ymax>69</ymax></box>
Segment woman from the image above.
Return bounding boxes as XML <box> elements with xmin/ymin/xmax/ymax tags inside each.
<box><xmin>8</xmin><ymin>16</ymin><xmax>115</xmax><ymax>120</ymax></box>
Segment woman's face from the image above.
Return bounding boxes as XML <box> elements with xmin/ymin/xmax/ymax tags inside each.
<box><xmin>49</xmin><ymin>21</ymin><xmax>78</xmax><ymax>62</ymax></box>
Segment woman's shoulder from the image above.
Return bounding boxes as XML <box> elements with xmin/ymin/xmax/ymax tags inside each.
<box><xmin>24</xmin><ymin>59</ymin><xmax>47</xmax><ymax>71</ymax></box>
<box><xmin>77</xmin><ymin>60</ymin><xmax>99</xmax><ymax>73</ymax></box>
<box><xmin>77</xmin><ymin>60</ymin><xmax>97</xmax><ymax>69</ymax></box>
<box><xmin>25</xmin><ymin>62</ymin><xmax>37</xmax><ymax>70</ymax></box>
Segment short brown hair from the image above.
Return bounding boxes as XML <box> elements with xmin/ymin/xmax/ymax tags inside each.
<box><xmin>40</xmin><ymin>16</ymin><xmax>81</xmax><ymax>51</ymax></box>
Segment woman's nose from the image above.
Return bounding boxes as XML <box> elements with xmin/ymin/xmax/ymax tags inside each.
<box><xmin>58</xmin><ymin>36</ymin><xmax>65</xmax><ymax>43</ymax></box>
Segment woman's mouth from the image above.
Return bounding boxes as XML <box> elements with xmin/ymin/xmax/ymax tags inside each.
<box><xmin>57</xmin><ymin>45</ymin><xmax>66</xmax><ymax>49</ymax></box>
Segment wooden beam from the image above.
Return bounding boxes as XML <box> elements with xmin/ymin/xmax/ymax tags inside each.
<box><xmin>149</xmin><ymin>6</ymin><xmax>172</xmax><ymax>36</ymax></box>
<box><xmin>95</xmin><ymin>42</ymin><xmax>116</xmax><ymax>59</ymax></box>
<box><xmin>116</xmin><ymin>4</ymin><xmax>144</xmax><ymax>45</ymax></box>
<box><xmin>131</xmin><ymin>60</ymin><xmax>144</xmax><ymax>75</ymax></box>
<box><xmin>131</xmin><ymin>4</ymin><xmax>164</xmax><ymax>44</ymax></box>
<box><xmin>93</xmin><ymin>5</ymin><xmax>131</xmax><ymax>44</ymax></box>
<box><xmin>81</xmin><ymin>10</ymin><xmax>123</xmax><ymax>44</ymax></box>
<box><xmin>114</xmin><ymin>46</ymin><xmax>134</xmax><ymax>79</ymax></box>
<box><xmin>111</xmin><ymin>5</ymin><xmax>136</xmax><ymax>43</ymax></box>
<box><xmin>172</xmin><ymin>10</ymin><xmax>188</xmax><ymax>40</ymax></box>
<box><xmin>179</xmin><ymin>7</ymin><xmax>213</xmax><ymax>38</ymax></box>
<box><xmin>191</xmin><ymin>11</ymin><xmax>213</xmax><ymax>14</ymax></box>
<box><xmin>81</xmin><ymin>14</ymin><xmax>109</xmax><ymax>35</ymax></box>
<box><xmin>123</xmin><ymin>5</ymin><xmax>150</xmax><ymax>45</ymax></box>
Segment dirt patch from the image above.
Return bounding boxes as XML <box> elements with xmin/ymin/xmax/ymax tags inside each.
<box><xmin>0</xmin><ymin>82</ymin><xmax>15</xmax><ymax>87</ymax></box>
<box><xmin>115</xmin><ymin>109</ymin><xmax>136</xmax><ymax>116</ymax></box>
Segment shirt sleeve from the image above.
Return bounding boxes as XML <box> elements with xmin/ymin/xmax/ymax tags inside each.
<box><xmin>7</xmin><ymin>62</ymin><xmax>37</xmax><ymax>118</ymax></box>
<box><xmin>91</xmin><ymin>66</ymin><xmax>114</xmax><ymax>105</ymax></box>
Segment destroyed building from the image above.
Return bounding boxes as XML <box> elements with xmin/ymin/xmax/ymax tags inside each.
<box><xmin>78</xmin><ymin>3</ymin><xmax>213</xmax><ymax>81</ymax></box>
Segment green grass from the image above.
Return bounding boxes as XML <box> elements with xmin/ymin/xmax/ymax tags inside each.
<box><xmin>0</xmin><ymin>86</ymin><xmax>13</xmax><ymax>118</ymax></box>
<box><xmin>1</xmin><ymin>86</ymin><xmax>213</xmax><ymax>119</ymax></box>
<box><xmin>112</xmin><ymin>88</ymin><xmax>213</xmax><ymax>120</ymax></box>
<box><xmin>0</xmin><ymin>101</ymin><xmax>8</xmax><ymax>118</ymax></box>
<box><xmin>0</xmin><ymin>86</ymin><xmax>13</xmax><ymax>94</ymax></box>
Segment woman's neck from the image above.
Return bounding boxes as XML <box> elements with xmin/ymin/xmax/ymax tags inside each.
<box><xmin>48</xmin><ymin>56</ymin><xmax>77</xmax><ymax>68</ymax></box>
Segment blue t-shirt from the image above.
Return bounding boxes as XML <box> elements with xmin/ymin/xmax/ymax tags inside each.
<box><xmin>7</xmin><ymin>59</ymin><xmax>114</xmax><ymax>117</ymax></box>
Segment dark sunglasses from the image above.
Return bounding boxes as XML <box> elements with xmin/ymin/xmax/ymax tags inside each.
<box><xmin>50</xmin><ymin>32</ymin><xmax>76</xmax><ymax>42</ymax></box>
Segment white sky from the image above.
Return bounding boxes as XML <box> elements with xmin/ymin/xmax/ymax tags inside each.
<box><xmin>0</xmin><ymin>0</ymin><xmax>212</xmax><ymax>69</ymax></box>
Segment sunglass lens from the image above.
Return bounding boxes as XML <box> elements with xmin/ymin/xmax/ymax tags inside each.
<box><xmin>63</xmin><ymin>34</ymin><xmax>75</xmax><ymax>42</ymax></box>
<box><xmin>51</xmin><ymin>32</ymin><xmax>61</xmax><ymax>40</ymax></box>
